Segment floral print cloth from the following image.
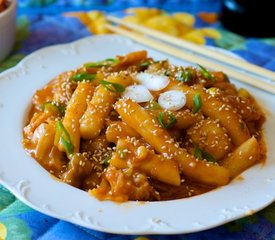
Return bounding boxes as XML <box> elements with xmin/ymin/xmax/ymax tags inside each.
<box><xmin>0</xmin><ymin>0</ymin><xmax>274</xmax><ymax>239</ymax></box>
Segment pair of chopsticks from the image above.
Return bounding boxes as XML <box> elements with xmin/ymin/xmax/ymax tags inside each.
<box><xmin>106</xmin><ymin>16</ymin><xmax>275</xmax><ymax>95</ymax></box>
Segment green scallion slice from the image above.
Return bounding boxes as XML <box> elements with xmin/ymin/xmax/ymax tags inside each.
<box><xmin>41</xmin><ymin>102</ymin><xmax>66</xmax><ymax>116</ymax></box>
<box><xmin>71</xmin><ymin>73</ymin><xmax>96</xmax><ymax>82</ymax></box>
<box><xmin>194</xmin><ymin>144</ymin><xmax>203</xmax><ymax>160</ymax></box>
<box><xmin>192</xmin><ymin>93</ymin><xmax>202</xmax><ymax>114</ymax></box>
<box><xmin>157</xmin><ymin>112</ymin><xmax>177</xmax><ymax>129</ymax></box>
<box><xmin>102</xmin><ymin>155</ymin><xmax>112</xmax><ymax>168</ymax></box>
<box><xmin>99</xmin><ymin>80</ymin><xmax>125</xmax><ymax>93</ymax></box>
<box><xmin>56</xmin><ymin>121</ymin><xmax>74</xmax><ymax>156</ymax></box>
<box><xmin>203</xmin><ymin>151</ymin><xmax>216</xmax><ymax>162</ymax></box>
<box><xmin>85</xmin><ymin>58</ymin><xmax>118</xmax><ymax>68</ymax></box>
<box><xmin>197</xmin><ymin>64</ymin><xmax>215</xmax><ymax>81</ymax></box>
<box><xmin>148</xmin><ymin>100</ymin><xmax>162</xmax><ymax>110</ymax></box>
<box><xmin>139</xmin><ymin>61</ymin><xmax>151</xmax><ymax>67</ymax></box>
<box><xmin>193</xmin><ymin>144</ymin><xmax>216</xmax><ymax>162</ymax></box>
<box><xmin>176</xmin><ymin>69</ymin><xmax>192</xmax><ymax>82</ymax></box>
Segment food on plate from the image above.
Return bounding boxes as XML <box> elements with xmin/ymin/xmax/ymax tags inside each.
<box><xmin>22</xmin><ymin>51</ymin><xmax>266</xmax><ymax>202</ymax></box>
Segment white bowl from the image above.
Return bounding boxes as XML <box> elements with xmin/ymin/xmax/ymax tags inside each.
<box><xmin>0</xmin><ymin>0</ymin><xmax>17</xmax><ymax>62</ymax></box>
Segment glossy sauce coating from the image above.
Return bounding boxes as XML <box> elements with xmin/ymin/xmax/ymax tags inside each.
<box><xmin>23</xmin><ymin>51</ymin><xmax>266</xmax><ymax>202</ymax></box>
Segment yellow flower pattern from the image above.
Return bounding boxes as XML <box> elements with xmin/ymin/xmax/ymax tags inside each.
<box><xmin>65</xmin><ymin>7</ymin><xmax>221</xmax><ymax>45</ymax></box>
<box><xmin>0</xmin><ymin>223</ymin><xmax>7</xmax><ymax>240</ymax></box>
<box><xmin>65</xmin><ymin>11</ymin><xmax>110</xmax><ymax>35</ymax></box>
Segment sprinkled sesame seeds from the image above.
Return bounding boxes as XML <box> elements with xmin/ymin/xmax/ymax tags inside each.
<box><xmin>189</xmin><ymin>162</ymin><xmax>196</xmax><ymax>167</ymax></box>
<box><xmin>24</xmin><ymin>52</ymin><xmax>266</xmax><ymax>202</ymax></box>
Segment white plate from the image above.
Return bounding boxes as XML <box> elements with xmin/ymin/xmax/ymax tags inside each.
<box><xmin>0</xmin><ymin>35</ymin><xmax>274</xmax><ymax>235</ymax></box>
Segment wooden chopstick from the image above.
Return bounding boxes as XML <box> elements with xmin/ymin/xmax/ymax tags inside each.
<box><xmin>105</xmin><ymin>24</ymin><xmax>275</xmax><ymax>95</ymax></box>
<box><xmin>107</xmin><ymin>16</ymin><xmax>275</xmax><ymax>83</ymax></box>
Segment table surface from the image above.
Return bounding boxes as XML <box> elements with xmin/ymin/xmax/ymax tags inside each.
<box><xmin>0</xmin><ymin>1</ymin><xmax>274</xmax><ymax>239</ymax></box>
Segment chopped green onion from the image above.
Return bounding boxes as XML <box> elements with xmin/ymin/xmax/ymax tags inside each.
<box><xmin>203</xmin><ymin>151</ymin><xmax>216</xmax><ymax>162</ymax></box>
<box><xmin>193</xmin><ymin>144</ymin><xmax>216</xmax><ymax>162</ymax></box>
<box><xmin>157</xmin><ymin>112</ymin><xmax>177</xmax><ymax>129</ymax></box>
<box><xmin>148</xmin><ymin>100</ymin><xmax>162</xmax><ymax>110</ymax></box>
<box><xmin>99</xmin><ymin>80</ymin><xmax>125</xmax><ymax>93</ymax></box>
<box><xmin>192</xmin><ymin>93</ymin><xmax>202</xmax><ymax>114</ymax></box>
<box><xmin>139</xmin><ymin>61</ymin><xmax>150</xmax><ymax>67</ymax></box>
<box><xmin>41</xmin><ymin>102</ymin><xmax>58</xmax><ymax>112</ymax></box>
<box><xmin>175</xmin><ymin>69</ymin><xmax>192</xmax><ymax>82</ymax></box>
<box><xmin>105</xmin><ymin>58</ymin><xmax>117</xmax><ymax>61</ymax></box>
<box><xmin>208</xmin><ymin>87</ymin><xmax>218</xmax><ymax>96</ymax></box>
<box><xmin>58</xmin><ymin>105</ymin><xmax>66</xmax><ymax>116</ymax></box>
<box><xmin>41</xmin><ymin>102</ymin><xmax>65</xmax><ymax>116</ymax></box>
<box><xmin>71</xmin><ymin>73</ymin><xmax>96</xmax><ymax>82</ymax></box>
<box><xmin>56</xmin><ymin>121</ymin><xmax>74</xmax><ymax>156</ymax></box>
<box><xmin>85</xmin><ymin>58</ymin><xmax>118</xmax><ymax>68</ymax></box>
<box><xmin>194</xmin><ymin>144</ymin><xmax>203</xmax><ymax>160</ymax></box>
<box><xmin>197</xmin><ymin>64</ymin><xmax>215</xmax><ymax>81</ymax></box>
<box><xmin>103</xmin><ymin>155</ymin><xmax>112</xmax><ymax>168</ymax></box>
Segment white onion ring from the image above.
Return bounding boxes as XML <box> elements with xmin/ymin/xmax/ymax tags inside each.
<box><xmin>134</xmin><ymin>72</ymin><xmax>169</xmax><ymax>91</ymax></box>
<box><xmin>122</xmin><ymin>85</ymin><xmax>153</xmax><ymax>103</ymax></box>
<box><xmin>158</xmin><ymin>90</ymin><xmax>186</xmax><ymax>111</ymax></box>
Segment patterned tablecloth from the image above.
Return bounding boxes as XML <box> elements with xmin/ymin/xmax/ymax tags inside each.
<box><xmin>0</xmin><ymin>0</ymin><xmax>274</xmax><ymax>239</ymax></box>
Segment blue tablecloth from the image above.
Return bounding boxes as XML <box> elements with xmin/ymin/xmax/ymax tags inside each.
<box><xmin>0</xmin><ymin>1</ymin><xmax>274</xmax><ymax>239</ymax></box>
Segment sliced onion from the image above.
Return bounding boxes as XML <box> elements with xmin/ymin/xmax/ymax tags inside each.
<box><xmin>134</xmin><ymin>72</ymin><xmax>169</xmax><ymax>91</ymax></box>
<box><xmin>158</xmin><ymin>90</ymin><xmax>186</xmax><ymax>111</ymax></box>
<box><xmin>122</xmin><ymin>85</ymin><xmax>153</xmax><ymax>103</ymax></box>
